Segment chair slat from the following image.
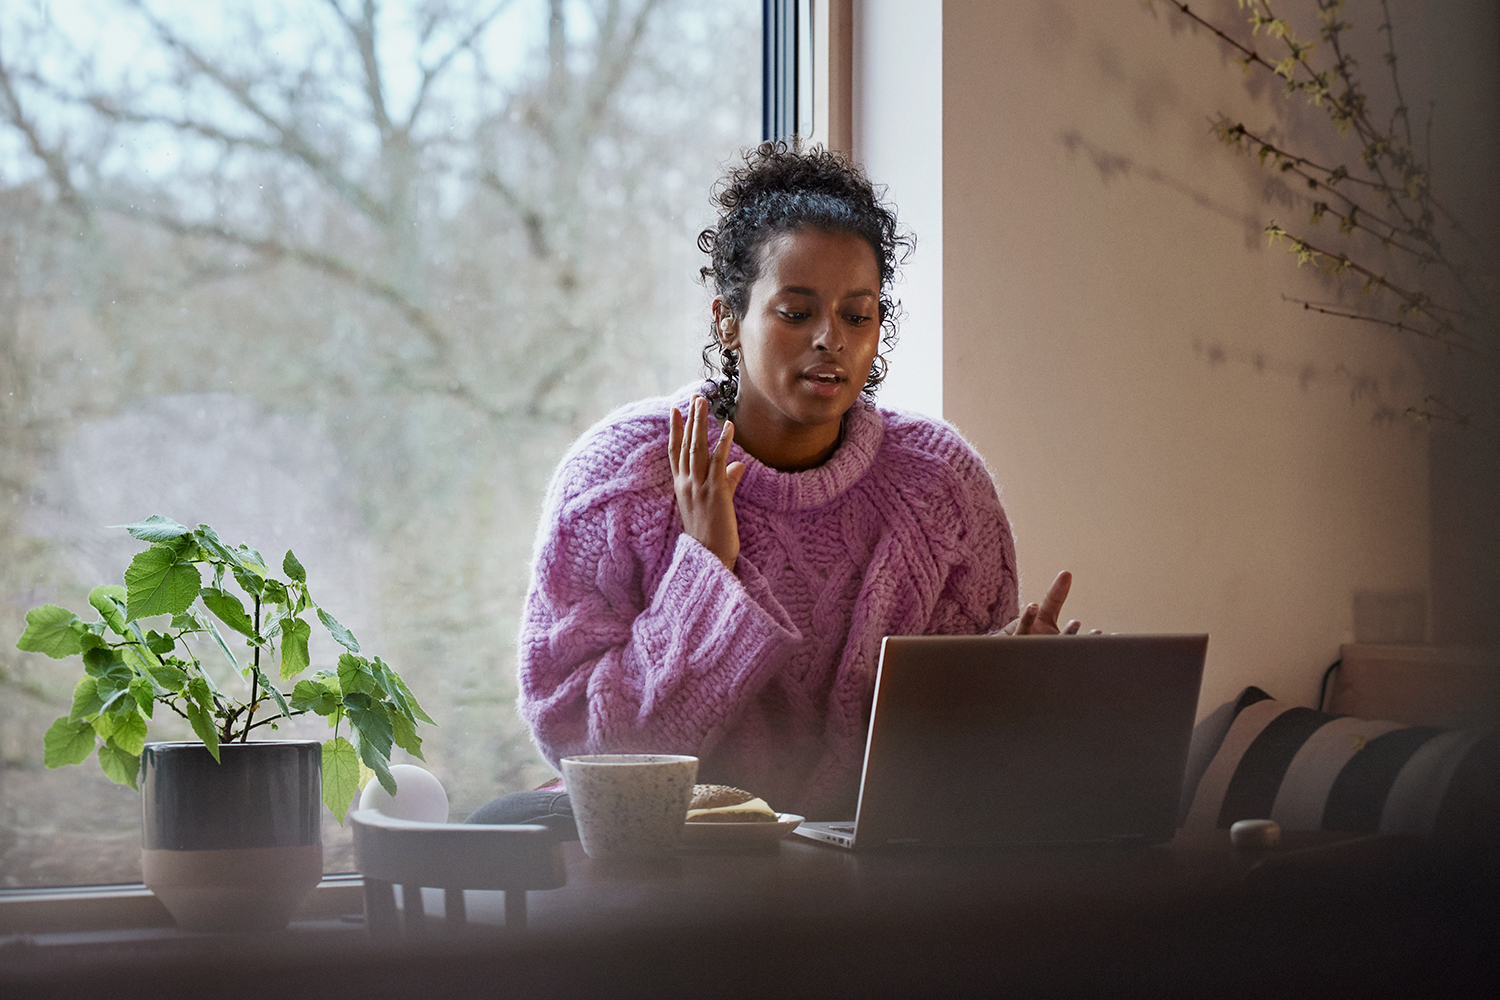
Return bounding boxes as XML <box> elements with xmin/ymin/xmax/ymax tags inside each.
<box><xmin>351</xmin><ymin>809</ymin><xmax>564</xmax><ymax>939</ymax></box>
<box><xmin>444</xmin><ymin>887</ymin><xmax>467</xmax><ymax>930</ymax></box>
<box><xmin>364</xmin><ymin>877</ymin><xmax>400</xmax><ymax>941</ymax></box>
<box><xmin>402</xmin><ymin>883</ymin><xmax>426</xmax><ymax>936</ymax></box>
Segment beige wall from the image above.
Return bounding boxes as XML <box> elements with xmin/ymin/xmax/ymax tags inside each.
<box><xmin>940</xmin><ymin>0</ymin><xmax>1444</xmax><ymax>714</ymax></box>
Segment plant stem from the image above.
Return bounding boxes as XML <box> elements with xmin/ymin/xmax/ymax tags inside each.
<box><xmin>220</xmin><ymin>705</ymin><xmax>239</xmax><ymax>742</ymax></box>
<box><xmin>240</xmin><ymin>710</ymin><xmax>308</xmax><ymax>737</ymax></box>
<box><xmin>1283</xmin><ymin>293</ymin><xmax>1452</xmax><ymax>343</ymax></box>
<box><xmin>243</xmin><ymin>593</ymin><xmax>261</xmax><ymax>742</ymax></box>
<box><xmin>1377</xmin><ymin>0</ymin><xmax>1413</xmax><ymax>147</ymax></box>
<box><xmin>1219</xmin><ymin>121</ymin><xmax>1431</xmax><ymax>255</ymax></box>
<box><xmin>1269</xmin><ymin>229</ymin><xmax>1485</xmax><ymax>353</ymax></box>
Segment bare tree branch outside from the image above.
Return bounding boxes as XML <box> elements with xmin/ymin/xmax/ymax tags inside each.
<box><xmin>0</xmin><ymin>0</ymin><xmax>759</xmax><ymax>886</ymax></box>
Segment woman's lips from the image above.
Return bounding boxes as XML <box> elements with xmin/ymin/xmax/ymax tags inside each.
<box><xmin>800</xmin><ymin>373</ymin><xmax>844</xmax><ymax>397</ymax></box>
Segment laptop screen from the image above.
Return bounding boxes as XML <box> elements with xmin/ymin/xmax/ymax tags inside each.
<box><xmin>840</xmin><ymin>634</ymin><xmax>1208</xmax><ymax>849</ymax></box>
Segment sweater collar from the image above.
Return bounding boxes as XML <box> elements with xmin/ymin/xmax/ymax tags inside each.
<box><xmin>687</xmin><ymin>385</ymin><xmax>884</xmax><ymax>513</ymax></box>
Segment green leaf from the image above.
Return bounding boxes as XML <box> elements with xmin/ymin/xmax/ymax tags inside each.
<box><xmin>84</xmin><ymin>650</ymin><xmax>135</xmax><ymax>714</ymax></box>
<box><xmin>318</xmin><ymin>608</ymin><xmax>360</xmax><ymax>654</ymax></box>
<box><xmin>17</xmin><ymin>605</ymin><xmax>85</xmax><ymax>658</ymax></box>
<box><xmin>129</xmin><ymin>676</ymin><xmax>155</xmax><ymax>718</ymax></box>
<box><xmin>201</xmin><ymin>587</ymin><xmax>255</xmax><ymax>638</ymax></box>
<box><xmin>291</xmin><ymin>675</ymin><xmax>341</xmax><ymax>717</ymax></box>
<box><xmin>346</xmin><ymin>695</ymin><xmax>395</xmax><ymax>793</ymax></box>
<box><xmin>197</xmin><ymin>611</ymin><xmax>241</xmax><ymax>673</ymax></box>
<box><xmin>82</xmin><ymin>644</ymin><xmax>121</xmax><ymax>672</ymax></box>
<box><xmin>260</xmin><ymin>608</ymin><xmax>287</xmax><ymax>640</ymax></box>
<box><xmin>185</xmin><ymin>701</ymin><xmax>217</xmax><ymax>758</ymax></box>
<box><xmin>231</xmin><ymin>565</ymin><xmax>265</xmax><ymax>597</ymax></box>
<box><xmin>187</xmin><ymin>675</ymin><xmax>213</xmax><ymax>712</ymax></box>
<box><xmin>345</xmin><ymin>693</ymin><xmax>391</xmax><ymax>749</ymax></box>
<box><xmin>368</xmin><ymin>658</ymin><xmax>427</xmax><ymax>740</ymax></box>
<box><xmin>91</xmin><ymin>712</ymin><xmax>115</xmax><ymax>740</ymax></box>
<box><xmin>227</xmin><ymin>544</ymin><xmax>269</xmax><ymax>596</ymax></box>
<box><xmin>282</xmin><ymin>549</ymin><xmax>307</xmax><ymax>584</ymax></box>
<box><xmin>390</xmin><ymin>670</ymin><xmax>435</xmax><ymax>726</ymax></box>
<box><xmin>44</xmin><ymin>717</ymin><xmax>96</xmax><ymax>767</ymax></box>
<box><xmin>337</xmin><ymin>653</ymin><xmax>375</xmax><ymax>697</ymax></box>
<box><xmin>120</xmin><ymin>641</ymin><xmax>162</xmax><ymax>676</ymax></box>
<box><xmin>111</xmin><ymin>711</ymin><xmax>148</xmax><ymax>756</ymax></box>
<box><xmin>69</xmin><ymin>676</ymin><xmax>105</xmax><ymax>723</ymax></box>
<box><xmin>368</xmin><ymin>655</ymin><xmax>402</xmax><ymax>703</ymax></box>
<box><xmin>192</xmin><ymin>524</ymin><xmax>242</xmax><ymax>568</ymax></box>
<box><xmin>87</xmin><ymin>643</ymin><xmax>131</xmax><ymax>674</ymax></box>
<box><xmin>280</xmin><ymin>617</ymin><xmax>312</xmax><ymax>680</ymax></box>
<box><xmin>146</xmin><ymin>661</ymin><xmax>189</xmax><ymax>691</ymax></box>
<box><xmin>145</xmin><ymin>630</ymin><xmax>176</xmax><ymax>655</ymax></box>
<box><xmin>321</xmin><ymin>736</ymin><xmax>359</xmax><ymax>824</ymax></box>
<box><xmin>125</xmin><ymin>546</ymin><xmax>202</xmax><ymax>620</ymax></box>
<box><xmin>391</xmin><ymin>711</ymin><xmax>424</xmax><ymax>761</ymax></box>
<box><xmin>88</xmin><ymin>585</ymin><xmax>129</xmax><ymax>635</ymax></box>
<box><xmin>358</xmin><ymin>738</ymin><xmax>396</xmax><ymax>798</ymax></box>
<box><xmin>255</xmin><ymin>667</ymin><xmax>291</xmax><ymax>719</ymax></box>
<box><xmin>182</xmin><ymin>629</ymin><xmax>223</xmax><ymax>699</ymax></box>
<box><xmin>98</xmin><ymin>739</ymin><xmax>140</xmax><ymax>789</ymax></box>
<box><xmin>185</xmin><ymin>678</ymin><xmax>219</xmax><ymax>762</ymax></box>
<box><xmin>114</xmin><ymin>515</ymin><xmax>192</xmax><ymax>543</ymax></box>
<box><xmin>261</xmin><ymin>579</ymin><xmax>289</xmax><ymax>607</ymax></box>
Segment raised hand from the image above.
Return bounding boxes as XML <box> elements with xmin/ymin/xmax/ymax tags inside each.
<box><xmin>668</xmin><ymin>395</ymin><xmax>747</xmax><ymax>571</ymax></box>
<box><xmin>1003</xmin><ymin>570</ymin><xmax>1086</xmax><ymax>635</ymax></box>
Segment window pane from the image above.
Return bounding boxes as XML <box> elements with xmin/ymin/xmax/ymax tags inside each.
<box><xmin>0</xmin><ymin>0</ymin><xmax>760</xmax><ymax>887</ymax></box>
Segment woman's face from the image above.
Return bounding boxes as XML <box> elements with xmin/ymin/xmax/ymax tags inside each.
<box><xmin>716</xmin><ymin>226</ymin><xmax>882</xmax><ymax>470</ymax></box>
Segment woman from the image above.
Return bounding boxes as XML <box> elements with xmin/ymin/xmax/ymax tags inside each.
<box><xmin>476</xmin><ymin>143</ymin><xmax>1080</xmax><ymax>828</ymax></box>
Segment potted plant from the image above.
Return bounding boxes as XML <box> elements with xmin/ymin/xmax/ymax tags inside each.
<box><xmin>15</xmin><ymin>515</ymin><xmax>432</xmax><ymax>931</ymax></box>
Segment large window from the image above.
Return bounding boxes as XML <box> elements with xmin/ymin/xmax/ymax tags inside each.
<box><xmin>0</xmin><ymin>0</ymin><xmax>759</xmax><ymax>887</ymax></box>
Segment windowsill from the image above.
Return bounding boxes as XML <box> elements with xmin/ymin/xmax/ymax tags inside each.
<box><xmin>0</xmin><ymin>875</ymin><xmax>366</xmax><ymax>938</ymax></box>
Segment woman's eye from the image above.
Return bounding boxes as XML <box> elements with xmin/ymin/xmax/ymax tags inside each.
<box><xmin>779</xmin><ymin>309</ymin><xmax>810</xmax><ymax>321</ymax></box>
<box><xmin>844</xmin><ymin>313</ymin><xmax>872</xmax><ymax>326</ymax></box>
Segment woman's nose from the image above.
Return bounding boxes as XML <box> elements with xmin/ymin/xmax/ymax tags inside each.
<box><xmin>812</xmin><ymin>313</ymin><xmax>843</xmax><ymax>352</ymax></box>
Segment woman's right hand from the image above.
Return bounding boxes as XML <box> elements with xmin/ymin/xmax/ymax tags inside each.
<box><xmin>1003</xmin><ymin>570</ymin><xmax>1088</xmax><ymax>635</ymax></box>
<box><xmin>668</xmin><ymin>395</ymin><xmax>747</xmax><ymax>571</ymax></box>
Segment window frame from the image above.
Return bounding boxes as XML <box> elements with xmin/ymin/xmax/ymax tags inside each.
<box><xmin>764</xmin><ymin>0</ymin><xmax>852</xmax><ymax>152</ymax></box>
<box><xmin>762</xmin><ymin>0</ymin><xmax>797</xmax><ymax>141</ymax></box>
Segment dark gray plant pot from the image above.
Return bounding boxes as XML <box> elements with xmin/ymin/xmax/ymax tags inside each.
<box><xmin>140</xmin><ymin>740</ymin><xmax>322</xmax><ymax>932</ymax></box>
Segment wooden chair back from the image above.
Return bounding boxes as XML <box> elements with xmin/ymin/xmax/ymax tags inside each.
<box><xmin>350</xmin><ymin>809</ymin><xmax>566</xmax><ymax>938</ymax></box>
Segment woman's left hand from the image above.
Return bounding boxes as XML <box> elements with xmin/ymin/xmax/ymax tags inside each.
<box><xmin>1003</xmin><ymin>570</ymin><xmax>1093</xmax><ymax>635</ymax></box>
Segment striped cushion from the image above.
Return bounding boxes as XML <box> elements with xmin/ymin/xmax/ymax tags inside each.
<box><xmin>1181</xmin><ymin>687</ymin><xmax>1499</xmax><ymax>841</ymax></box>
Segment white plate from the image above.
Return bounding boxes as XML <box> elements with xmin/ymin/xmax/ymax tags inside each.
<box><xmin>680</xmin><ymin>813</ymin><xmax>804</xmax><ymax>849</ymax></box>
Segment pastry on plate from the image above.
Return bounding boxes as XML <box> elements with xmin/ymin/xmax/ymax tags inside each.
<box><xmin>686</xmin><ymin>784</ymin><xmax>778</xmax><ymax>823</ymax></box>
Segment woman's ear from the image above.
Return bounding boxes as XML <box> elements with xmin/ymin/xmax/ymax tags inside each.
<box><xmin>712</xmin><ymin>298</ymin><xmax>739</xmax><ymax>349</ymax></box>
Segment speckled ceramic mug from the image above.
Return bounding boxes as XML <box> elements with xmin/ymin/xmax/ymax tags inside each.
<box><xmin>561</xmin><ymin>754</ymin><xmax>698</xmax><ymax>859</ymax></box>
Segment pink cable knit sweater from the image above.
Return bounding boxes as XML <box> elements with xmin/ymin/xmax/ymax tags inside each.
<box><xmin>517</xmin><ymin>386</ymin><xmax>1019</xmax><ymax>818</ymax></box>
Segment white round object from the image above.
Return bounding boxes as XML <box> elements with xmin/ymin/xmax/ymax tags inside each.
<box><xmin>1230</xmin><ymin>818</ymin><xmax>1281</xmax><ymax>849</ymax></box>
<box><xmin>358</xmin><ymin>764</ymin><xmax>450</xmax><ymax>823</ymax></box>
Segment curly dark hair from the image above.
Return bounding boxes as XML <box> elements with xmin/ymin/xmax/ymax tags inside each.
<box><xmin>697</xmin><ymin>141</ymin><xmax>913</xmax><ymax>419</ymax></box>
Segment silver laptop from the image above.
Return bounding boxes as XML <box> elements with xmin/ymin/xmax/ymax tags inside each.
<box><xmin>794</xmin><ymin>634</ymin><xmax>1208</xmax><ymax>850</ymax></box>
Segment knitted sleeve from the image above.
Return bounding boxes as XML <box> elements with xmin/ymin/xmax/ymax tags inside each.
<box><xmin>924</xmin><ymin>461</ymin><xmax>1019</xmax><ymax>634</ymax></box>
<box><xmin>890</xmin><ymin>415</ymin><xmax>1020</xmax><ymax>636</ymax></box>
<box><xmin>516</xmin><ymin>413</ymin><xmax>802</xmax><ymax>770</ymax></box>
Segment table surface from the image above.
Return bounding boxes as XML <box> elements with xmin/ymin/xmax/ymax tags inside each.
<box><xmin>3</xmin><ymin>830</ymin><xmax>1496</xmax><ymax>1000</ymax></box>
